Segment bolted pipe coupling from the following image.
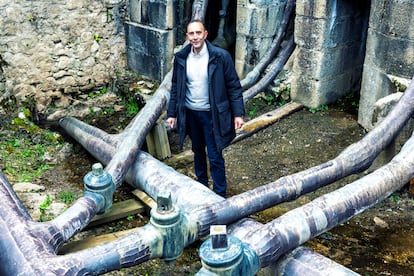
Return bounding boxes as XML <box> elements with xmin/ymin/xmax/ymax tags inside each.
<box><xmin>197</xmin><ymin>226</ymin><xmax>259</xmax><ymax>276</ymax></box>
<box><xmin>83</xmin><ymin>163</ymin><xmax>115</xmax><ymax>214</ymax></box>
<box><xmin>150</xmin><ymin>192</ymin><xmax>183</xmax><ymax>262</ymax></box>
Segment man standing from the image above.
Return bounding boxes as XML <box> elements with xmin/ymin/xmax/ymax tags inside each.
<box><xmin>166</xmin><ymin>19</ymin><xmax>245</xmax><ymax>198</ymax></box>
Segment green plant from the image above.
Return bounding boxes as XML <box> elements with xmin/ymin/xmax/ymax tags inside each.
<box><xmin>0</xmin><ymin>109</ymin><xmax>63</xmax><ymax>182</ymax></box>
<box><xmin>103</xmin><ymin>106</ymin><xmax>115</xmax><ymax>115</ymax></box>
<box><xmin>57</xmin><ymin>190</ymin><xmax>77</xmax><ymax>205</ymax></box>
<box><xmin>276</xmin><ymin>99</ymin><xmax>287</xmax><ymax>107</ymax></box>
<box><xmin>127</xmin><ymin>215</ymin><xmax>134</xmax><ymax>221</ymax></box>
<box><xmin>39</xmin><ymin>194</ymin><xmax>52</xmax><ymax>222</ymax></box>
<box><xmin>26</xmin><ymin>14</ymin><xmax>34</xmax><ymax>21</ymax></box>
<box><xmin>248</xmin><ymin>105</ymin><xmax>259</xmax><ymax>117</ymax></box>
<box><xmin>94</xmin><ymin>34</ymin><xmax>102</xmax><ymax>42</ymax></box>
<box><xmin>88</xmin><ymin>87</ymin><xmax>108</xmax><ymax>99</ymax></box>
<box><xmin>392</xmin><ymin>79</ymin><xmax>407</xmax><ymax>92</ymax></box>
<box><xmin>125</xmin><ymin>96</ymin><xmax>139</xmax><ymax>116</ymax></box>
<box><xmin>106</xmin><ymin>8</ymin><xmax>113</xmax><ymax>22</ymax></box>
<box><xmin>389</xmin><ymin>193</ymin><xmax>400</xmax><ymax>202</ymax></box>
<box><xmin>309</xmin><ymin>104</ymin><xmax>329</xmax><ymax>113</ymax></box>
<box><xmin>264</xmin><ymin>94</ymin><xmax>275</xmax><ymax>105</ymax></box>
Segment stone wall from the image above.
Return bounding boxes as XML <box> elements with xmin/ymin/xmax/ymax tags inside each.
<box><xmin>358</xmin><ymin>0</ymin><xmax>414</xmax><ymax>130</ymax></box>
<box><xmin>125</xmin><ymin>0</ymin><xmax>192</xmax><ymax>82</ymax></box>
<box><xmin>0</xmin><ymin>0</ymin><xmax>127</xmax><ymax>113</ymax></box>
<box><xmin>291</xmin><ymin>0</ymin><xmax>370</xmax><ymax>108</ymax></box>
<box><xmin>2</xmin><ymin>0</ymin><xmax>413</xmax><ymax>130</ymax></box>
<box><xmin>235</xmin><ymin>0</ymin><xmax>288</xmax><ymax>77</ymax></box>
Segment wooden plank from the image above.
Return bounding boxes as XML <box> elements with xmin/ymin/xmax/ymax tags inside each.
<box><xmin>131</xmin><ymin>189</ymin><xmax>157</xmax><ymax>210</ymax></box>
<box><xmin>233</xmin><ymin>101</ymin><xmax>303</xmax><ymax>142</ymax></box>
<box><xmin>145</xmin><ymin>111</ymin><xmax>171</xmax><ymax>160</ymax></box>
<box><xmin>153</xmin><ymin>122</ymin><xmax>171</xmax><ymax>159</ymax></box>
<box><xmin>164</xmin><ymin>149</ymin><xmax>194</xmax><ymax>167</ymax></box>
<box><xmin>58</xmin><ymin>228</ymin><xmax>135</xmax><ymax>254</ymax></box>
<box><xmin>164</xmin><ymin>102</ymin><xmax>304</xmax><ymax>164</ymax></box>
<box><xmin>86</xmin><ymin>199</ymin><xmax>145</xmax><ymax>228</ymax></box>
<box><xmin>146</xmin><ymin>129</ymin><xmax>157</xmax><ymax>157</ymax></box>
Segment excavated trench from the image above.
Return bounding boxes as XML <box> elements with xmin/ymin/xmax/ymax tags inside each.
<box><xmin>28</xmin><ymin>95</ymin><xmax>414</xmax><ymax>275</ymax></box>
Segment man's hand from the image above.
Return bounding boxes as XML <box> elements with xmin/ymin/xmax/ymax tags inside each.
<box><xmin>166</xmin><ymin>117</ymin><xmax>176</xmax><ymax>129</ymax></box>
<box><xmin>234</xmin><ymin>116</ymin><xmax>244</xmax><ymax>129</ymax></box>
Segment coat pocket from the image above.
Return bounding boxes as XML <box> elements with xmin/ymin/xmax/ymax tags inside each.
<box><xmin>216</xmin><ymin>101</ymin><xmax>232</xmax><ymax>136</ymax></box>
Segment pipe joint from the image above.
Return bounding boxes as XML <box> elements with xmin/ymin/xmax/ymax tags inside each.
<box><xmin>150</xmin><ymin>192</ymin><xmax>183</xmax><ymax>262</ymax></box>
<box><xmin>197</xmin><ymin>226</ymin><xmax>259</xmax><ymax>275</ymax></box>
<box><xmin>83</xmin><ymin>163</ymin><xmax>115</xmax><ymax>214</ymax></box>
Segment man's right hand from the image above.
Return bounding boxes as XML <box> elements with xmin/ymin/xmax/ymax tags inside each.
<box><xmin>166</xmin><ymin>117</ymin><xmax>176</xmax><ymax>129</ymax></box>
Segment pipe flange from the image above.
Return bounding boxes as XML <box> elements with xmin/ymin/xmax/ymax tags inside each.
<box><xmin>199</xmin><ymin>235</ymin><xmax>243</xmax><ymax>268</ymax></box>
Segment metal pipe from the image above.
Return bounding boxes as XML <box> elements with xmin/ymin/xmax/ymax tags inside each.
<box><xmin>242</xmin><ymin>128</ymin><xmax>414</xmax><ymax>268</ymax></box>
<box><xmin>57</xmin><ymin>108</ymin><xmax>410</xmax><ymax>274</ymax></box>
<box><xmin>6</xmin><ymin>75</ymin><xmax>412</xmax><ymax>274</ymax></box>
<box><xmin>227</xmin><ymin>218</ymin><xmax>359</xmax><ymax>275</ymax></box>
<box><xmin>103</xmin><ymin>74</ymin><xmax>170</xmax><ymax>188</ymax></box>
<box><xmin>197</xmin><ymin>74</ymin><xmax>414</xmax><ymax>230</ymax></box>
<box><xmin>241</xmin><ymin>0</ymin><xmax>296</xmax><ymax>90</ymax></box>
<box><xmin>243</xmin><ymin>35</ymin><xmax>296</xmax><ymax>103</ymax></box>
<box><xmin>58</xmin><ymin>75</ymin><xmax>414</xmax><ymax>242</ymax></box>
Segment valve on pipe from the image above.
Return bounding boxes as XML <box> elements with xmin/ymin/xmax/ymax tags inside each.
<box><xmin>83</xmin><ymin>162</ymin><xmax>115</xmax><ymax>214</ymax></box>
<box><xmin>150</xmin><ymin>192</ymin><xmax>183</xmax><ymax>263</ymax></box>
<box><xmin>197</xmin><ymin>225</ymin><xmax>259</xmax><ymax>275</ymax></box>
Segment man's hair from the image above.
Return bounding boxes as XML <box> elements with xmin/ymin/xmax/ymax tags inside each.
<box><xmin>187</xmin><ymin>19</ymin><xmax>206</xmax><ymax>29</ymax></box>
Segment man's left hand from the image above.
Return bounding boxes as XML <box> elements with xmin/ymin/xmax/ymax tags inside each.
<box><xmin>234</xmin><ymin>117</ymin><xmax>244</xmax><ymax>129</ymax></box>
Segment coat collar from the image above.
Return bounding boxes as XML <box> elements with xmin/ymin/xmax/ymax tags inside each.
<box><xmin>175</xmin><ymin>40</ymin><xmax>221</xmax><ymax>64</ymax></box>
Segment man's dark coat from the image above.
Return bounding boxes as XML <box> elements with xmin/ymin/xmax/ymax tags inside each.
<box><xmin>167</xmin><ymin>40</ymin><xmax>245</xmax><ymax>151</ymax></box>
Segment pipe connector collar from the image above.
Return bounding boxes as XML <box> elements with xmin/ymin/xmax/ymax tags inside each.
<box><xmin>150</xmin><ymin>193</ymin><xmax>183</xmax><ymax>262</ymax></box>
<box><xmin>83</xmin><ymin>163</ymin><xmax>114</xmax><ymax>214</ymax></box>
<box><xmin>198</xmin><ymin>227</ymin><xmax>260</xmax><ymax>275</ymax></box>
<box><xmin>199</xmin><ymin>234</ymin><xmax>243</xmax><ymax>274</ymax></box>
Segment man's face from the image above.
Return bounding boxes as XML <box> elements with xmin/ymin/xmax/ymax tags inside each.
<box><xmin>186</xmin><ymin>22</ymin><xmax>208</xmax><ymax>53</ymax></box>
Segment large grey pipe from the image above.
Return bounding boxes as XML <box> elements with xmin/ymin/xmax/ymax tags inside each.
<box><xmin>241</xmin><ymin>127</ymin><xmax>414</xmax><ymax>268</ymax></box>
<box><xmin>55</xmin><ymin>74</ymin><xmax>414</xmax><ymax>273</ymax></box>
<box><xmin>3</xmin><ymin>73</ymin><xmax>411</xmax><ymax>274</ymax></box>
<box><xmin>228</xmin><ymin>219</ymin><xmax>359</xmax><ymax>275</ymax></box>
<box><xmin>241</xmin><ymin>0</ymin><xmax>296</xmax><ymax>90</ymax></box>
<box><xmin>2</xmin><ymin>1</ymin><xmax>410</xmax><ymax>274</ymax></box>
<box><xmin>196</xmin><ymin>74</ymin><xmax>414</xmax><ymax>231</ymax></box>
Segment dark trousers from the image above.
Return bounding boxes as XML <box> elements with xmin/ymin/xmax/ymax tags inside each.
<box><xmin>186</xmin><ymin>108</ymin><xmax>227</xmax><ymax>197</ymax></box>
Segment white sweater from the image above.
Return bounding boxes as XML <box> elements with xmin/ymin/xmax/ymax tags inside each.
<box><xmin>185</xmin><ymin>44</ymin><xmax>210</xmax><ymax>111</ymax></box>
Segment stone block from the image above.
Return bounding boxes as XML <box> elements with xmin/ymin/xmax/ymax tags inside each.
<box><xmin>291</xmin><ymin>69</ymin><xmax>360</xmax><ymax>108</ymax></box>
<box><xmin>234</xmin><ymin>34</ymin><xmax>273</xmax><ymax>77</ymax></box>
<box><xmin>357</xmin><ymin>65</ymin><xmax>395</xmax><ymax>130</ymax></box>
<box><xmin>364</xmin><ymin>29</ymin><xmax>414</xmax><ymax>78</ymax></box>
<box><xmin>237</xmin><ymin>0</ymin><xmax>276</xmax><ymax>7</ymax></box>
<box><xmin>236</xmin><ymin>3</ymin><xmax>285</xmax><ymax>37</ymax></box>
<box><xmin>125</xmin><ymin>22</ymin><xmax>174</xmax><ymax>81</ymax></box>
<box><xmin>368</xmin><ymin>93</ymin><xmax>414</xmax><ymax>170</ymax></box>
<box><xmin>129</xmin><ymin>0</ymin><xmax>176</xmax><ymax>29</ymax></box>
<box><xmin>292</xmin><ymin>46</ymin><xmax>364</xmax><ymax>84</ymax></box>
<box><xmin>296</xmin><ymin>0</ymin><xmax>368</xmax><ymax>19</ymax></box>
<box><xmin>369</xmin><ymin>0</ymin><xmax>414</xmax><ymax>40</ymax></box>
<box><xmin>295</xmin><ymin>13</ymin><xmax>367</xmax><ymax>50</ymax></box>
<box><xmin>296</xmin><ymin>0</ymin><xmax>331</xmax><ymax>18</ymax></box>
